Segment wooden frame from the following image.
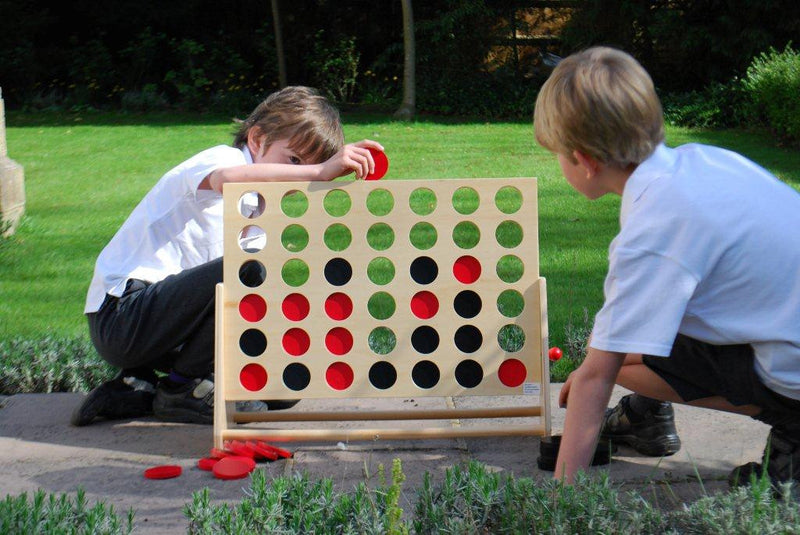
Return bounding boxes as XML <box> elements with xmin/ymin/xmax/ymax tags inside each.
<box><xmin>214</xmin><ymin>178</ymin><xmax>549</xmax><ymax>447</ymax></box>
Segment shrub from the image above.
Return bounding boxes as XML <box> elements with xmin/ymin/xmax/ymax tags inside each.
<box><xmin>661</xmin><ymin>80</ymin><xmax>749</xmax><ymax>129</ymax></box>
<box><xmin>743</xmin><ymin>44</ymin><xmax>800</xmax><ymax>146</ymax></box>
<box><xmin>308</xmin><ymin>31</ymin><xmax>360</xmax><ymax>104</ymax></box>
<box><xmin>0</xmin><ymin>488</ymin><xmax>133</xmax><ymax>535</ymax></box>
<box><xmin>0</xmin><ymin>336</ymin><xmax>115</xmax><ymax>395</ymax></box>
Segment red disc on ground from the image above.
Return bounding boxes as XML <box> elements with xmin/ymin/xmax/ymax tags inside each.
<box><xmin>212</xmin><ymin>456</ymin><xmax>256</xmax><ymax>480</ymax></box>
<box><xmin>226</xmin><ymin>440</ymin><xmax>257</xmax><ymax>459</ymax></box>
<box><xmin>256</xmin><ymin>441</ymin><xmax>293</xmax><ymax>459</ymax></box>
<box><xmin>325</xmin><ymin>327</ymin><xmax>353</xmax><ymax>355</ymax></box>
<box><xmin>197</xmin><ymin>457</ymin><xmax>219</xmax><ymax>471</ymax></box>
<box><xmin>240</xmin><ymin>363</ymin><xmax>268</xmax><ymax>391</ymax></box>
<box><xmin>282</xmin><ymin>293</ymin><xmax>310</xmax><ymax>321</ymax></box>
<box><xmin>453</xmin><ymin>256</ymin><xmax>481</xmax><ymax>284</ymax></box>
<box><xmin>366</xmin><ymin>148</ymin><xmax>389</xmax><ymax>180</ymax></box>
<box><xmin>209</xmin><ymin>447</ymin><xmax>230</xmax><ymax>459</ymax></box>
<box><xmin>239</xmin><ymin>294</ymin><xmax>267</xmax><ymax>322</ymax></box>
<box><xmin>498</xmin><ymin>358</ymin><xmax>527</xmax><ymax>387</ymax></box>
<box><xmin>283</xmin><ymin>328</ymin><xmax>310</xmax><ymax>356</ymax></box>
<box><xmin>248</xmin><ymin>441</ymin><xmax>279</xmax><ymax>461</ymax></box>
<box><xmin>410</xmin><ymin>290</ymin><xmax>439</xmax><ymax>319</ymax></box>
<box><xmin>143</xmin><ymin>465</ymin><xmax>182</xmax><ymax>480</ymax></box>
<box><xmin>325</xmin><ymin>292</ymin><xmax>353</xmax><ymax>320</ymax></box>
<box><xmin>326</xmin><ymin>361</ymin><xmax>354</xmax><ymax>390</ymax></box>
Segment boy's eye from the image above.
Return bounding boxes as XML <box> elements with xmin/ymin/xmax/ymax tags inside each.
<box><xmin>289</xmin><ymin>156</ymin><xmax>301</xmax><ymax>165</ymax></box>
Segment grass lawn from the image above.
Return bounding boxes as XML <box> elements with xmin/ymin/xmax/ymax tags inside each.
<box><xmin>2</xmin><ymin>111</ymin><xmax>800</xmax><ymax>380</ymax></box>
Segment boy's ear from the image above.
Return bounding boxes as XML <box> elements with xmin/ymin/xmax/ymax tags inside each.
<box><xmin>246</xmin><ymin>127</ymin><xmax>266</xmax><ymax>157</ymax></box>
<box><xmin>573</xmin><ymin>150</ymin><xmax>599</xmax><ymax>179</ymax></box>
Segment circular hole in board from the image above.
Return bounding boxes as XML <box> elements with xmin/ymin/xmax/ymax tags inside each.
<box><xmin>239</xmin><ymin>294</ymin><xmax>267</xmax><ymax>323</ymax></box>
<box><xmin>454</xmin><ymin>324</ymin><xmax>482</xmax><ymax>354</ymax></box>
<box><xmin>282</xmin><ymin>293</ymin><xmax>310</xmax><ymax>321</ymax></box>
<box><xmin>368</xmin><ymin>326</ymin><xmax>397</xmax><ymax>355</ymax></box>
<box><xmin>239</xmin><ymin>329</ymin><xmax>267</xmax><ymax>356</ymax></box>
<box><xmin>238</xmin><ymin>191</ymin><xmax>265</xmax><ymax>219</ymax></box>
<box><xmin>281</xmin><ymin>224</ymin><xmax>309</xmax><ymax>252</ymax></box>
<box><xmin>498</xmin><ymin>358</ymin><xmax>527</xmax><ymax>387</ymax></box>
<box><xmin>452</xmin><ymin>221</ymin><xmax>480</xmax><ymax>249</ymax></box>
<box><xmin>366</xmin><ymin>188</ymin><xmax>394</xmax><ymax>216</ymax></box>
<box><xmin>325</xmin><ymin>292</ymin><xmax>353</xmax><ymax>320</ymax></box>
<box><xmin>368</xmin><ymin>291</ymin><xmax>396</xmax><ymax>320</ymax></box>
<box><xmin>452</xmin><ymin>187</ymin><xmax>479</xmax><ymax>215</ymax></box>
<box><xmin>453</xmin><ymin>256</ymin><xmax>481</xmax><ymax>284</ymax></box>
<box><xmin>240</xmin><ymin>363</ymin><xmax>268</xmax><ymax>391</ymax></box>
<box><xmin>411</xmin><ymin>325</ymin><xmax>439</xmax><ymax>354</ymax></box>
<box><xmin>453</xmin><ymin>290</ymin><xmax>482</xmax><ymax>319</ymax></box>
<box><xmin>323</xmin><ymin>189</ymin><xmax>352</xmax><ymax>217</ymax></box>
<box><xmin>409</xmin><ymin>256</ymin><xmax>438</xmax><ymax>285</ymax></box>
<box><xmin>367</xmin><ymin>257</ymin><xmax>395</xmax><ymax>285</ymax></box>
<box><xmin>281</xmin><ymin>190</ymin><xmax>308</xmax><ymax>218</ymax></box>
<box><xmin>412</xmin><ymin>360</ymin><xmax>440</xmax><ymax>389</ymax></box>
<box><xmin>455</xmin><ymin>359</ymin><xmax>483</xmax><ymax>388</ymax></box>
<box><xmin>283</xmin><ymin>328</ymin><xmax>310</xmax><ymax>356</ymax></box>
<box><xmin>495</xmin><ymin>186</ymin><xmax>522</xmax><ymax>214</ymax></box>
<box><xmin>409</xmin><ymin>222</ymin><xmax>437</xmax><ymax>250</ymax></box>
<box><xmin>239</xmin><ymin>260</ymin><xmax>266</xmax><ymax>288</ymax></box>
<box><xmin>324</xmin><ymin>258</ymin><xmax>352</xmax><ymax>286</ymax></box>
<box><xmin>410</xmin><ymin>291</ymin><xmax>439</xmax><ymax>319</ymax></box>
<box><xmin>369</xmin><ymin>361</ymin><xmax>397</xmax><ymax>390</ymax></box>
<box><xmin>324</xmin><ymin>223</ymin><xmax>352</xmax><ymax>252</ymax></box>
<box><xmin>325</xmin><ymin>327</ymin><xmax>354</xmax><ymax>355</ymax></box>
<box><xmin>282</xmin><ymin>259</ymin><xmax>310</xmax><ymax>287</ymax></box>
<box><xmin>496</xmin><ymin>220</ymin><xmax>523</xmax><ymax>249</ymax></box>
<box><xmin>497</xmin><ymin>289</ymin><xmax>524</xmax><ymax>318</ymax></box>
<box><xmin>326</xmin><ymin>361</ymin><xmax>354</xmax><ymax>390</ymax></box>
<box><xmin>409</xmin><ymin>188</ymin><xmax>437</xmax><ymax>216</ymax></box>
<box><xmin>498</xmin><ymin>324</ymin><xmax>525</xmax><ymax>352</ymax></box>
<box><xmin>366</xmin><ymin>222</ymin><xmax>395</xmax><ymax>251</ymax></box>
<box><xmin>238</xmin><ymin>225</ymin><xmax>266</xmax><ymax>253</ymax></box>
<box><xmin>283</xmin><ymin>362</ymin><xmax>311</xmax><ymax>391</ymax></box>
<box><xmin>496</xmin><ymin>255</ymin><xmax>524</xmax><ymax>284</ymax></box>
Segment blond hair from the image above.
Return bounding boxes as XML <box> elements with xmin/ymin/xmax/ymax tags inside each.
<box><xmin>233</xmin><ymin>86</ymin><xmax>344</xmax><ymax>163</ymax></box>
<box><xmin>533</xmin><ymin>47</ymin><xmax>664</xmax><ymax>167</ymax></box>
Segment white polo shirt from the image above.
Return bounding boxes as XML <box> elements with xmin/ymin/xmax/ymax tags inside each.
<box><xmin>84</xmin><ymin>145</ymin><xmax>250</xmax><ymax>313</ymax></box>
<box><xmin>590</xmin><ymin>143</ymin><xmax>800</xmax><ymax>400</ymax></box>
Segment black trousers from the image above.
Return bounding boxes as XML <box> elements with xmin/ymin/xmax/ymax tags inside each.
<box><xmin>87</xmin><ymin>258</ymin><xmax>222</xmax><ymax>378</ymax></box>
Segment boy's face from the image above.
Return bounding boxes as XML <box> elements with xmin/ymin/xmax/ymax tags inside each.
<box><xmin>253</xmin><ymin>138</ymin><xmax>306</xmax><ymax>166</ymax></box>
<box><xmin>557</xmin><ymin>152</ymin><xmax>608</xmax><ymax>200</ymax></box>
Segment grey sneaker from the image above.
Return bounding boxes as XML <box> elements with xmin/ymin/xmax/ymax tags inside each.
<box><xmin>71</xmin><ymin>374</ymin><xmax>156</xmax><ymax>427</ymax></box>
<box><xmin>600</xmin><ymin>394</ymin><xmax>681</xmax><ymax>457</ymax></box>
<box><xmin>153</xmin><ymin>376</ymin><xmax>214</xmax><ymax>424</ymax></box>
<box><xmin>729</xmin><ymin>429</ymin><xmax>800</xmax><ymax>488</ymax></box>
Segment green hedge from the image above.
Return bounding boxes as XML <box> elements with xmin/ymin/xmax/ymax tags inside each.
<box><xmin>744</xmin><ymin>45</ymin><xmax>800</xmax><ymax>146</ymax></box>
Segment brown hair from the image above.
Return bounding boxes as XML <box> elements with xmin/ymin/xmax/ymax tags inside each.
<box><xmin>232</xmin><ymin>86</ymin><xmax>344</xmax><ymax>163</ymax></box>
<box><xmin>533</xmin><ymin>47</ymin><xmax>664</xmax><ymax>167</ymax></box>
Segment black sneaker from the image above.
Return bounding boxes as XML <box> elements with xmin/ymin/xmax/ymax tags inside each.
<box><xmin>729</xmin><ymin>429</ymin><xmax>800</xmax><ymax>488</ymax></box>
<box><xmin>153</xmin><ymin>376</ymin><xmax>214</xmax><ymax>424</ymax></box>
<box><xmin>600</xmin><ymin>394</ymin><xmax>681</xmax><ymax>457</ymax></box>
<box><xmin>70</xmin><ymin>374</ymin><xmax>156</xmax><ymax>427</ymax></box>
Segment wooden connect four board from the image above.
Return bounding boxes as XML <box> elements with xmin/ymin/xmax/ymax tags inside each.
<box><xmin>214</xmin><ymin>178</ymin><xmax>549</xmax><ymax>445</ymax></box>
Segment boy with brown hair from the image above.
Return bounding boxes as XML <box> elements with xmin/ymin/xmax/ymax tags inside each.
<box><xmin>533</xmin><ymin>47</ymin><xmax>800</xmax><ymax>485</ymax></box>
<box><xmin>74</xmin><ymin>86</ymin><xmax>382</xmax><ymax>426</ymax></box>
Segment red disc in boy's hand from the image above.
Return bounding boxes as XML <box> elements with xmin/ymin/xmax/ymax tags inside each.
<box><xmin>366</xmin><ymin>148</ymin><xmax>388</xmax><ymax>180</ymax></box>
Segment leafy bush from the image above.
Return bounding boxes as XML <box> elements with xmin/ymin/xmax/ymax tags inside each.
<box><xmin>661</xmin><ymin>80</ymin><xmax>749</xmax><ymax>129</ymax></box>
<box><xmin>308</xmin><ymin>31</ymin><xmax>361</xmax><ymax>104</ymax></box>
<box><xmin>0</xmin><ymin>336</ymin><xmax>114</xmax><ymax>395</ymax></box>
<box><xmin>743</xmin><ymin>44</ymin><xmax>800</xmax><ymax>146</ymax></box>
<box><xmin>0</xmin><ymin>489</ymin><xmax>133</xmax><ymax>535</ymax></box>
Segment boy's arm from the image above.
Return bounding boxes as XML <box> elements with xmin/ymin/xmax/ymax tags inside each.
<box><xmin>204</xmin><ymin>140</ymin><xmax>383</xmax><ymax>193</ymax></box>
<box><xmin>554</xmin><ymin>347</ymin><xmax>625</xmax><ymax>482</ymax></box>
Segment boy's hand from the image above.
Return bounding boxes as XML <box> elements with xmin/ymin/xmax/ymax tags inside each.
<box><xmin>318</xmin><ymin>140</ymin><xmax>384</xmax><ymax>181</ymax></box>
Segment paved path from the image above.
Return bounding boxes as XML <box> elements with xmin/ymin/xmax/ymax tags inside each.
<box><xmin>0</xmin><ymin>386</ymin><xmax>769</xmax><ymax>534</ymax></box>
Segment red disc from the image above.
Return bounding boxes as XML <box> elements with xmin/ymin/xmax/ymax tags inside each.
<box><xmin>209</xmin><ymin>447</ymin><xmax>230</xmax><ymax>459</ymax></box>
<box><xmin>498</xmin><ymin>358</ymin><xmax>527</xmax><ymax>387</ymax></box>
<box><xmin>410</xmin><ymin>291</ymin><xmax>439</xmax><ymax>319</ymax></box>
<box><xmin>256</xmin><ymin>441</ymin><xmax>293</xmax><ymax>459</ymax></box>
<box><xmin>239</xmin><ymin>294</ymin><xmax>267</xmax><ymax>322</ymax></box>
<box><xmin>240</xmin><ymin>363</ymin><xmax>268</xmax><ymax>391</ymax></box>
<box><xmin>197</xmin><ymin>458</ymin><xmax>219</xmax><ymax>471</ymax></box>
<box><xmin>213</xmin><ymin>456</ymin><xmax>256</xmax><ymax>480</ymax></box>
<box><xmin>248</xmin><ymin>441</ymin><xmax>279</xmax><ymax>461</ymax></box>
<box><xmin>144</xmin><ymin>465</ymin><xmax>182</xmax><ymax>480</ymax></box>
<box><xmin>326</xmin><ymin>361</ymin><xmax>354</xmax><ymax>390</ymax></box>
<box><xmin>325</xmin><ymin>327</ymin><xmax>353</xmax><ymax>355</ymax></box>
<box><xmin>282</xmin><ymin>293</ymin><xmax>310</xmax><ymax>321</ymax></box>
<box><xmin>366</xmin><ymin>148</ymin><xmax>389</xmax><ymax>180</ymax></box>
<box><xmin>453</xmin><ymin>256</ymin><xmax>481</xmax><ymax>284</ymax></box>
<box><xmin>283</xmin><ymin>328</ymin><xmax>310</xmax><ymax>356</ymax></box>
<box><xmin>325</xmin><ymin>292</ymin><xmax>353</xmax><ymax>320</ymax></box>
<box><xmin>548</xmin><ymin>347</ymin><xmax>563</xmax><ymax>361</ymax></box>
<box><xmin>226</xmin><ymin>440</ymin><xmax>257</xmax><ymax>459</ymax></box>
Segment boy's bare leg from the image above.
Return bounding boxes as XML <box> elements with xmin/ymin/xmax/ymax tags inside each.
<box><xmin>616</xmin><ymin>353</ymin><xmax>762</xmax><ymax>417</ymax></box>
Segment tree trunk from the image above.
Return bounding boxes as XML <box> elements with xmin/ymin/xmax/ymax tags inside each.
<box><xmin>271</xmin><ymin>0</ymin><xmax>287</xmax><ymax>89</ymax></box>
<box><xmin>394</xmin><ymin>0</ymin><xmax>415</xmax><ymax>121</ymax></box>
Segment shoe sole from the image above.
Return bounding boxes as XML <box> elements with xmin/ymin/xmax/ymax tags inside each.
<box><xmin>602</xmin><ymin>432</ymin><xmax>681</xmax><ymax>457</ymax></box>
<box><xmin>70</xmin><ymin>389</ymin><xmax>107</xmax><ymax>427</ymax></box>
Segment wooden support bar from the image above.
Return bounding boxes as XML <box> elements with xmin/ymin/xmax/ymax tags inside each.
<box><xmin>233</xmin><ymin>405</ymin><xmax>541</xmax><ymax>423</ymax></box>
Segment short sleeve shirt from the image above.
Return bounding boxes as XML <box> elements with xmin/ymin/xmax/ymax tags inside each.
<box><xmin>590</xmin><ymin>144</ymin><xmax>800</xmax><ymax>400</ymax></box>
<box><xmin>84</xmin><ymin>145</ymin><xmax>250</xmax><ymax>313</ymax></box>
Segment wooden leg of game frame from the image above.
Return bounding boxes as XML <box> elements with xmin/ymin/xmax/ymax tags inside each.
<box><xmin>213</xmin><ymin>283</ymin><xmax>230</xmax><ymax>449</ymax></box>
<box><xmin>537</xmin><ymin>277</ymin><xmax>552</xmax><ymax>437</ymax></box>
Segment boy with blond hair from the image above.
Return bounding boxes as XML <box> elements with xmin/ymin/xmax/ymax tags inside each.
<box><xmin>74</xmin><ymin>86</ymin><xmax>383</xmax><ymax>426</ymax></box>
<box><xmin>534</xmin><ymin>47</ymin><xmax>800</xmax><ymax>486</ymax></box>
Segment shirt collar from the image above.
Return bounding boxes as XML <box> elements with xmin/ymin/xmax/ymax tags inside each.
<box><xmin>243</xmin><ymin>146</ymin><xmax>254</xmax><ymax>164</ymax></box>
<box><xmin>620</xmin><ymin>143</ymin><xmax>677</xmax><ymax>225</ymax></box>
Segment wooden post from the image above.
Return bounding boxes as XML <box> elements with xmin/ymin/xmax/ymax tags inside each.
<box><xmin>0</xmin><ymin>88</ymin><xmax>26</xmax><ymax>236</ymax></box>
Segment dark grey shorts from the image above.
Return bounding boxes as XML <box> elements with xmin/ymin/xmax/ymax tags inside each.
<box><xmin>643</xmin><ymin>334</ymin><xmax>800</xmax><ymax>416</ymax></box>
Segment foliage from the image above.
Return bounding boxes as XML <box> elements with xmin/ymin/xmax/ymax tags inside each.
<box><xmin>0</xmin><ymin>336</ymin><xmax>115</xmax><ymax>395</ymax></box>
<box><xmin>661</xmin><ymin>80</ymin><xmax>750</xmax><ymax>129</ymax></box>
<box><xmin>0</xmin><ymin>488</ymin><xmax>133</xmax><ymax>535</ymax></box>
<box><xmin>560</xmin><ymin>0</ymin><xmax>800</xmax><ymax>93</ymax></box>
<box><xmin>308</xmin><ymin>31</ymin><xmax>360</xmax><ymax>104</ymax></box>
<box><xmin>743</xmin><ymin>45</ymin><xmax>800</xmax><ymax>146</ymax></box>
